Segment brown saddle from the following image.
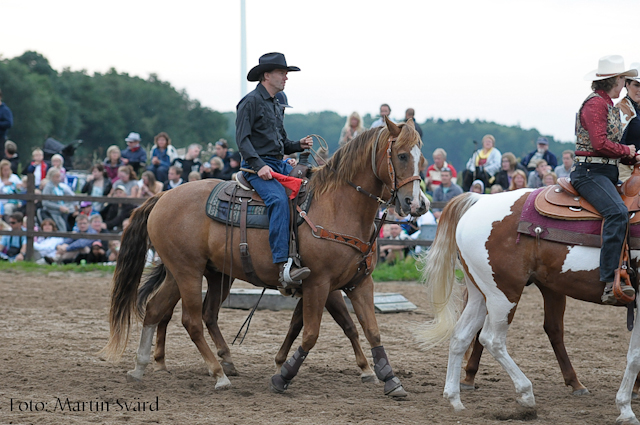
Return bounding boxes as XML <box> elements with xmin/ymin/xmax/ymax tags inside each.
<box><xmin>535</xmin><ymin>174</ymin><xmax>640</xmax><ymax>224</ymax></box>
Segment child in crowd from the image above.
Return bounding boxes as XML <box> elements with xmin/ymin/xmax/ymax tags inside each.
<box><xmin>4</xmin><ymin>140</ymin><xmax>20</xmax><ymax>175</ymax></box>
<box><xmin>50</xmin><ymin>154</ymin><xmax>67</xmax><ymax>182</ymax></box>
<box><xmin>27</xmin><ymin>148</ymin><xmax>47</xmax><ymax>187</ymax></box>
<box><xmin>104</xmin><ymin>145</ymin><xmax>124</xmax><ymax>182</ymax></box>
<box><xmin>121</xmin><ymin>132</ymin><xmax>147</xmax><ymax>175</ymax></box>
<box><xmin>163</xmin><ymin>166</ymin><xmax>183</xmax><ymax>190</ymax></box>
<box><xmin>188</xmin><ymin>171</ymin><xmax>201</xmax><ymax>182</ymax></box>
<box><xmin>470</xmin><ymin>180</ymin><xmax>485</xmax><ymax>194</ymax></box>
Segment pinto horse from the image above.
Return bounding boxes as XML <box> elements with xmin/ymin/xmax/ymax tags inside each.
<box><xmin>102</xmin><ymin>118</ymin><xmax>428</xmax><ymax>397</ymax></box>
<box><xmin>417</xmin><ymin>189</ymin><xmax>640</xmax><ymax>425</ymax></box>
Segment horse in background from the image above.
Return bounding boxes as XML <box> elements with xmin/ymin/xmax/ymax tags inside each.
<box><xmin>417</xmin><ymin>189</ymin><xmax>640</xmax><ymax>425</ymax></box>
<box><xmin>102</xmin><ymin>118</ymin><xmax>427</xmax><ymax>397</ymax></box>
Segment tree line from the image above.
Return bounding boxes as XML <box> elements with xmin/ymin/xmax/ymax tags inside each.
<box><xmin>1</xmin><ymin>51</ymin><xmax>572</xmax><ymax>172</ymax></box>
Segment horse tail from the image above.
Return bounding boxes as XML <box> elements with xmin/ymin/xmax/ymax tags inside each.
<box><xmin>136</xmin><ymin>262</ymin><xmax>167</xmax><ymax>318</ymax></box>
<box><xmin>101</xmin><ymin>192</ymin><xmax>166</xmax><ymax>361</ymax></box>
<box><xmin>414</xmin><ymin>192</ymin><xmax>480</xmax><ymax>349</ymax></box>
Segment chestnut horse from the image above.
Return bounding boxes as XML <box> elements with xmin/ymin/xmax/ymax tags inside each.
<box><xmin>417</xmin><ymin>190</ymin><xmax>640</xmax><ymax>425</ymax></box>
<box><xmin>103</xmin><ymin>118</ymin><xmax>428</xmax><ymax>397</ymax></box>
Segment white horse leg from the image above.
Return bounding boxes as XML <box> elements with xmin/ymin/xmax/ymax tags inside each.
<box><xmin>443</xmin><ymin>282</ymin><xmax>486</xmax><ymax>411</ymax></box>
<box><xmin>127</xmin><ymin>324</ymin><xmax>157</xmax><ymax>382</ymax></box>
<box><xmin>616</xmin><ymin>307</ymin><xmax>640</xmax><ymax>425</ymax></box>
<box><xmin>479</xmin><ymin>302</ymin><xmax>535</xmax><ymax>409</ymax></box>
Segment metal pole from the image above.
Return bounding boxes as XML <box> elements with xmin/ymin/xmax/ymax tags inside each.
<box><xmin>240</xmin><ymin>0</ymin><xmax>247</xmax><ymax>97</ymax></box>
<box><xmin>25</xmin><ymin>173</ymin><xmax>35</xmax><ymax>261</ymax></box>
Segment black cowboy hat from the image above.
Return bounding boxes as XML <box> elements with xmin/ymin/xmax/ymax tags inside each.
<box><xmin>247</xmin><ymin>52</ymin><xmax>300</xmax><ymax>82</ymax></box>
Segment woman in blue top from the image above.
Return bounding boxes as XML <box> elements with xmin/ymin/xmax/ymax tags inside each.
<box><xmin>147</xmin><ymin>132</ymin><xmax>177</xmax><ymax>183</ymax></box>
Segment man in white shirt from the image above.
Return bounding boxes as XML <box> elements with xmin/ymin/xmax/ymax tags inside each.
<box><xmin>370</xmin><ymin>104</ymin><xmax>395</xmax><ymax>128</ymax></box>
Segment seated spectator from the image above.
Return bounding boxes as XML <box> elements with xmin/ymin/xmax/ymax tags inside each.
<box><xmin>201</xmin><ymin>157</ymin><xmax>225</xmax><ymax>179</ymax></box>
<box><xmin>68</xmin><ymin>201</ymin><xmax>94</xmax><ymax>231</ymax></box>
<box><xmin>432</xmin><ymin>168</ymin><xmax>463</xmax><ymax>220</ymax></box>
<box><xmin>470</xmin><ymin>179</ymin><xmax>485</xmax><ymax>194</ymax></box>
<box><xmin>521</xmin><ymin>136</ymin><xmax>557</xmax><ymax>172</ymax></box>
<box><xmin>211</xmin><ymin>139</ymin><xmax>232</xmax><ymax>173</ymax></box>
<box><xmin>425</xmin><ymin>148</ymin><xmax>457</xmax><ymax>191</ymax></box>
<box><xmin>50</xmin><ymin>154</ymin><xmax>67</xmax><ymax>183</ymax></box>
<box><xmin>188</xmin><ymin>171</ymin><xmax>201</xmax><ymax>182</ymax></box>
<box><xmin>163</xmin><ymin>166</ymin><xmax>184</xmax><ymax>191</ymax></box>
<box><xmin>34</xmin><ymin>218</ymin><xmax>65</xmax><ymax>264</ymax></box>
<box><xmin>0</xmin><ymin>159</ymin><xmax>22</xmax><ymax>217</ymax></box>
<box><xmin>4</xmin><ymin>140</ymin><xmax>19</xmax><ymax>175</ymax></box>
<box><xmin>121</xmin><ymin>132</ymin><xmax>147</xmax><ymax>175</ymax></box>
<box><xmin>554</xmin><ymin>150</ymin><xmax>574</xmax><ymax>179</ymax></box>
<box><xmin>111</xmin><ymin>165</ymin><xmax>139</xmax><ymax>197</ymax></box>
<box><xmin>409</xmin><ymin>210</ymin><xmax>437</xmax><ymax>254</ymax></box>
<box><xmin>543</xmin><ymin>171</ymin><xmax>558</xmax><ymax>186</ymax></box>
<box><xmin>379</xmin><ymin>224</ymin><xmax>410</xmax><ymax>264</ymax></box>
<box><xmin>101</xmin><ymin>185</ymin><xmax>136</xmax><ymax>232</ymax></box>
<box><xmin>27</xmin><ymin>148</ymin><xmax>47</xmax><ymax>188</ymax></box>
<box><xmin>147</xmin><ymin>132</ymin><xmax>177</xmax><ymax>183</ymax></box>
<box><xmin>42</xmin><ymin>168</ymin><xmax>75</xmax><ymax>232</ymax></box>
<box><xmin>104</xmin><ymin>145</ymin><xmax>124</xmax><ymax>183</ymax></box>
<box><xmin>54</xmin><ymin>214</ymin><xmax>96</xmax><ymax>264</ymax></box>
<box><xmin>139</xmin><ymin>171</ymin><xmax>164</xmax><ymax>198</ymax></box>
<box><xmin>508</xmin><ymin>169</ymin><xmax>528</xmax><ymax>190</ymax></box>
<box><xmin>494</xmin><ymin>152</ymin><xmax>527</xmax><ymax>191</ymax></box>
<box><xmin>82</xmin><ymin>240</ymin><xmax>110</xmax><ymax>264</ymax></box>
<box><xmin>462</xmin><ymin>135</ymin><xmax>501</xmax><ymax>191</ymax></box>
<box><xmin>106</xmin><ymin>240</ymin><xmax>120</xmax><ymax>262</ymax></box>
<box><xmin>490</xmin><ymin>184</ymin><xmax>504</xmax><ymax>193</ymax></box>
<box><xmin>527</xmin><ymin>159</ymin><xmax>550</xmax><ymax>189</ymax></box>
<box><xmin>82</xmin><ymin>164</ymin><xmax>112</xmax><ymax>212</ymax></box>
<box><xmin>0</xmin><ymin>212</ymin><xmax>26</xmax><ymax>262</ymax></box>
<box><xmin>339</xmin><ymin>112</ymin><xmax>365</xmax><ymax>147</ymax></box>
<box><xmin>221</xmin><ymin>152</ymin><xmax>241</xmax><ymax>180</ymax></box>
<box><xmin>172</xmin><ymin>143</ymin><xmax>202</xmax><ymax>181</ymax></box>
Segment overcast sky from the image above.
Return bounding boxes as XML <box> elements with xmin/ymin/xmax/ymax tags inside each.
<box><xmin>3</xmin><ymin>0</ymin><xmax>638</xmax><ymax>142</ymax></box>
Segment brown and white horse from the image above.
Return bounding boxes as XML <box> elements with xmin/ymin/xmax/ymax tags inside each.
<box><xmin>102</xmin><ymin>118</ymin><xmax>428</xmax><ymax>397</ymax></box>
<box><xmin>417</xmin><ymin>189</ymin><xmax>640</xmax><ymax>425</ymax></box>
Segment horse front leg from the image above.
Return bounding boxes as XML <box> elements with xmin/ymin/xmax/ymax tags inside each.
<box><xmin>274</xmin><ymin>296</ymin><xmax>304</xmax><ymax>374</ymax></box>
<box><xmin>325</xmin><ymin>290</ymin><xmax>376</xmax><ymax>383</ymax></box>
<box><xmin>537</xmin><ymin>285</ymin><xmax>588</xmax><ymax>395</ymax></box>
<box><xmin>616</xmin><ymin>305</ymin><xmax>640</xmax><ymax>425</ymax></box>
<box><xmin>270</xmin><ymin>282</ymin><xmax>330</xmax><ymax>394</ymax></box>
<box><xmin>203</xmin><ymin>271</ymin><xmax>238</xmax><ymax>376</ymax></box>
<box><xmin>345</xmin><ymin>276</ymin><xmax>406</xmax><ymax>397</ymax></box>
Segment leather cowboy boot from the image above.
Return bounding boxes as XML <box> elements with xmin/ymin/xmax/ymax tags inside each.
<box><xmin>278</xmin><ymin>262</ymin><xmax>310</xmax><ymax>288</ymax></box>
<box><xmin>601</xmin><ymin>281</ymin><xmax>635</xmax><ymax>305</ymax></box>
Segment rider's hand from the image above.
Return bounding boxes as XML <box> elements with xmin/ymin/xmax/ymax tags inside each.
<box><xmin>300</xmin><ymin>136</ymin><xmax>313</xmax><ymax>149</ymax></box>
<box><xmin>635</xmin><ymin>153</ymin><xmax>640</xmax><ymax>163</ymax></box>
<box><xmin>257</xmin><ymin>165</ymin><xmax>273</xmax><ymax>180</ymax></box>
<box><xmin>628</xmin><ymin>144</ymin><xmax>637</xmax><ymax>157</ymax></box>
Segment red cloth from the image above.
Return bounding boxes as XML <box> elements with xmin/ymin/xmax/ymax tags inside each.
<box><xmin>577</xmin><ymin>89</ymin><xmax>630</xmax><ymax>159</ymax></box>
<box><xmin>271</xmin><ymin>172</ymin><xmax>303</xmax><ymax>199</ymax></box>
<box><xmin>31</xmin><ymin>161</ymin><xmax>47</xmax><ymax>181</ymax></box>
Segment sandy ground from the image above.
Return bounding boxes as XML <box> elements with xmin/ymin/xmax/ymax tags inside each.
<box><xmin>0</xmin><ymin>269</ymin><xmax>636</xmax><ymax>425</ymax></box>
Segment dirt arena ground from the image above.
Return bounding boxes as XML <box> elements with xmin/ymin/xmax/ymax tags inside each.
<box><xmin>0</xmin><ymin>269</ymin><xmax>637</xmax><ymax>424</ymax></box>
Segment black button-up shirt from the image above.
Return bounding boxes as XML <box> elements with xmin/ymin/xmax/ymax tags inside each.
<box><xmin>236</xmin><ymin>83</ymin><xmax>302</xmax><ymax>172</ymax></box>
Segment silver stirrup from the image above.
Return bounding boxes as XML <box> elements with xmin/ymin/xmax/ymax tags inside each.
<box><xmin>281</xmin><ymin>258</ymin><xmax>302</xmax><ymax>287</ymax></box>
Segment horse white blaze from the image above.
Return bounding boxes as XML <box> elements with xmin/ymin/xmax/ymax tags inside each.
<box><xmin>410</xmin><ymin>146</ymin><xmax>422</xmax><ymax>212</ymax></box>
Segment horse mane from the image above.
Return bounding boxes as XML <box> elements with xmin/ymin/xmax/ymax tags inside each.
<box><xmin>309</xmin><ymin>123</ymin><xmax>422</xmax><ymax>198</ymax></box>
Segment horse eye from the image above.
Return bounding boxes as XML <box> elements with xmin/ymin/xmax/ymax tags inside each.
<box><xmin>398</xmin><ymin>154</ymin><xmax>408</xmax><ymax>161</ymax></box>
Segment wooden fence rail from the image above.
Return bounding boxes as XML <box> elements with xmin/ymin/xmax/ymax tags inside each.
<box><xmin>0</xmin><ymin>174</ymin><xmax>145</xmax><ymax>260</ymax></box>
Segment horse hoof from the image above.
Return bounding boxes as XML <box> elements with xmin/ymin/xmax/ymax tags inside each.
<box><xmin>361</xmin><ymin>373</ymin><xmax>378</xmax><ymax>384</ymax></box>
<box><xmin>215</xmin><ymin>375</ymin><xmax>231</xmax><ymax>390</ymax></box>
<box><xmin>572</xmin><ymin>388</ymin><xmax>589</xmax><ymax>396</ymax></box>
<box><xmin>222</xmin><ymin>362</ymin><xmax>239</xmax><ymax>376</ymax></box>
<box><xmin>126</xmin><ymin>371</ymin><xmax>143</xmax><ymax>382</ymax></box>
<box><xmin>269</xmin><ymin>374</ymin><xmax>290</xmax><ymax>394</ymax></box>
<box><xmin>617</xmin><ymin>417</ymin><xmax>640</xmax><ymax>425</ymax></box>
<box><xmin>460</xmin><ymin>383</ymin><xmax>476</xmax><ymax>391</ymax></box>
<box><xmin>387</xmin><ymin>385</ymin><xmax>408</xmax><ymax>398</ymax></box>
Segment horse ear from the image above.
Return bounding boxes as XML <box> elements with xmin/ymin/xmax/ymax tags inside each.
<box><xmin>405</xmin><ymin>118</ymin><xmax>415</xmax><ymax>129</ymax></box>
<box><xmin>385</xmin><ymin>116</ymin><xmax>401</xmax><ymax>137</ymax></box>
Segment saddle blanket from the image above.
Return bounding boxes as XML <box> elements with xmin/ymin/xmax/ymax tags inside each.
<box><xmin>517</xmin><ymin>187</ymin><xmax>640</xmax><ymax>249</ymax></box>
<box><xmin>205</xmin><ymin>181</ymin><xmax>312</xmax><ymax>229</ymax></box>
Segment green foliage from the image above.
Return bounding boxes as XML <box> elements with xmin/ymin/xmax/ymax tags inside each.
<box><xmin>372</xmin><ymin>256</ymin><xmax>422</xmax><ymax>281</ymax></box>
<box><xmin>0</xmin><ymin>261</ymin><xmax>115</xmax><ymax>275</ymax></box>
<box><xmin>0</xmin><ymin>51</ymin><xmax>229</xmax><ymax>169</ymax></box>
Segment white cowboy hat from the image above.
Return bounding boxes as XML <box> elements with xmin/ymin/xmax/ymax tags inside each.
<box><xmin>626</xmin><ymin>62</ymin><xmax>640</xmax><ymax>82</ymax></box>
<box><xmin>584</xmin><ymin>55</ymin><xmax>638</xmax><ymax>81</ymax></box>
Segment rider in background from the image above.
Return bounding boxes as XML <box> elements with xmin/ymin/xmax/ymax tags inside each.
<box><xmin>236</xmin><ymin>52</ymin><xmax>313</xmax><ymax>288</ymax></box>
<box><xmin>571</xmin><ymin>55</ymin><xmax>640</xmax><ymax>304</ymax></box>
<box><xmin>616</xmin><ymin>63</ymin><xmax>640</xmax><ymax>182</ymax></box>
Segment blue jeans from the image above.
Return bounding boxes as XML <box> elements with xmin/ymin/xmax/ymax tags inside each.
<box><xmin>242</xmin><ymin>157</ymin><xmax>293</xmax><ymax>264</ymax></box>
<box><xmin>570</xmin><ymin>163</ymin><xmax>628</xmax><ymax>282</ymax></box>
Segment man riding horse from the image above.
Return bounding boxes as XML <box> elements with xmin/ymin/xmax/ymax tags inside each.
<box><xmin>236</xmin><ymin>52</ymin><xmax>314</xmax><ymax>288</ymax></box>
